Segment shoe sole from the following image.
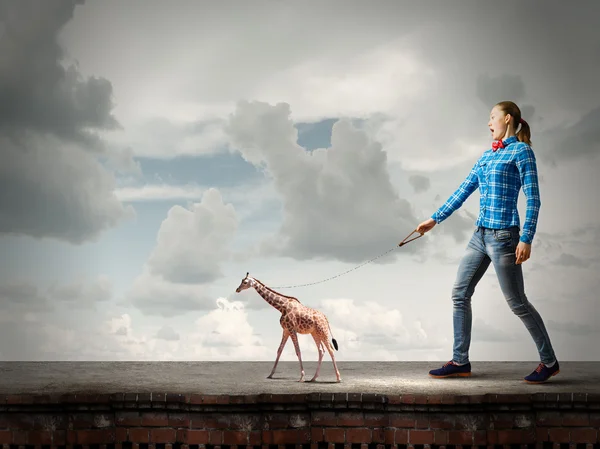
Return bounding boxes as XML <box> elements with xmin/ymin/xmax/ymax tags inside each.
<box><xmin>524</xmin><ymin>369</ymin><xmax>560</xmax><ymax>384</ymax></box>
<box><xmin>429</xmin><ymin>372</ymin><xmax>472</xmax><ymax>378</ymax></box>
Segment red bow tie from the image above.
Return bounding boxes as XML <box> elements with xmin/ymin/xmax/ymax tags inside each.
<box><xmin>492</xmin><ymin>140</ymin><xmax>505</xmax><ymax>151</ymax></box>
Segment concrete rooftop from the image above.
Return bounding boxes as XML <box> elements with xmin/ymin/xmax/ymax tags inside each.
<box><xmin>1</xmin><ymin>361</ymin><xmax>599</xmax><ymax>396</ymax></box>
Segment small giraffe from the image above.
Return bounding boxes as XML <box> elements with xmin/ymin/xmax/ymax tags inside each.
<box><xmin>235</xmin><ymin>273</ymin><xmax>341</xmax><ymax>383</ymax></box>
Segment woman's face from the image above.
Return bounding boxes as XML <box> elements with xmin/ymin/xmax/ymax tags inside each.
<box><xmin>488</xmin><ymin>106</ymin><xmax>510</xmax><ymax>141</ymax></box>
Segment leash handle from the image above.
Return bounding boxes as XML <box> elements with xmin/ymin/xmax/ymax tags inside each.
<box><xmin>398</xmin><ymin>229</ymin><xmax>424</xmax><ymax>247</ymax></box>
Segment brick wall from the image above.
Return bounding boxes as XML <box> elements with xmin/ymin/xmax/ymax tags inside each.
<box><xmin>0</xmin><ymin>393</ymin><xmax>598</xmax><ymax>448</ymax></box>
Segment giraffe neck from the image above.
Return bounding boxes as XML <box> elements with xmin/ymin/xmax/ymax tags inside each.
<box><xmin>252</xmin><ymin>280</ymin><xmax>297</xmax><ymax>312</ymax></box>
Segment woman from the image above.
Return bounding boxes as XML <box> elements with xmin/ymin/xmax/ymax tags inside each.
<box><xmin>416</xmin><ymin>101</ymin><xmax>559</xmax><ymax>384</ymax></box>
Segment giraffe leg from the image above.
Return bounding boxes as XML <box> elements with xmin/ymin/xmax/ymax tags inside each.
<box><xmin>267</xmin><ymin>330</ymin><xmax>289</xmax><ymax>379</ymax></box>
<box><xmin>308</xmin><ymin>334</ymin><xmax>325</xmax><ymax>382</ymax></box>
<box><xmin>290</xmin><ymin>332</ymin><xmax>305</xmax><ymax>382</ymax></box>
<box><xmin>325</xmin><ymin>339</ymin><xmax>341</xmax><ymax>382</ymax></box>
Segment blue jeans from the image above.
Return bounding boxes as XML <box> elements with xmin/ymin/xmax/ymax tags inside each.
<box><xmin>452</xmin><ymin>226</ymin><xmax>556</xmax><ymax>365</ymax></box>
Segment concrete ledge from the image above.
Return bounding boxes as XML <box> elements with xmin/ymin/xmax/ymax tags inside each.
<box><xmin>1</xmin><ymin>362</ymin><xmax>599</xmax><ymax>447</ymax></box>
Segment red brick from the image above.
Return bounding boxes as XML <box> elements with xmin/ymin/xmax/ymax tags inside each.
<box><xmin>536</xmin><ymin>411</ymin><xmax>562</xmax><ymax>426</ymax></box>
<box><xmin>168</xmin><ymin>413</ymin><xmax>190</xmax><ymax>428</ymax></box>
<box><xmin>272</xmin><ymin>429</ymin><xmax>309</xmax><ymax>444</ymax></box>
<box><xmin>570</xmin><ymin>428</ymin><xmax>597</xmax><ymax>443</ymax></box>
<box><xmin>441</xmin><ymin>395</ymin><xmax>456</xmax><ymax>404</ymax></box>
<box><xmin>150</xmin><ymin>428</ymin><xmax>176</xmax><ymax>443</ymax></box>
<box><xmin>548</xmin><ymin>428</ymin><xmax>570</xmax><ymax>443</ymax></box>
<box><xmin>387</xmin><ymin>395</ymin><xmax>402</xmax><ymax>404</ymax></box>
<box><xmin>562</xmin><ymin>412</ymin><xmax>590</xmax><ymax>426</ymax></box>
<box><xmin>264</xmin><ymin>413</ymin><xmax>289</xmax><ymax>429</ymax></box>
<box><xmin>0</xmin><ymin>431</ymin><xmax>11</xmax><ymax>444</ymax></box>
<box><xmin>337</xmin><ymin>412</ymin><xmax>364</xmax><ymax>426</ymax></box>
<box><xmin>5</xmin><ymin>414</ymin><xmax>34</xmax><ymax>430</ymax></box>
<box><xmin>494</xmin><ymin>394</ymin><xmax>531</xmax><ymax>404</ymax></box>
<box><xmin>346</xmin><ymin>428</ymin><xmax>371</xmax><ymax>443</ymax></box>
<box><xmin>413</xmin><ymin>395</ymin><xmax>428</xmax><ymax>405</ymax></box>
<box><xmin>77</xmin><ymin>429</ymin><xmax>115</xmax><ymax>445</ymax></box>
<box><xmin>473</xmin><ymin>430</ymin><xmax>486</xmax><ymax>445</ymax></box>
<box><xmin>52</xmin><ymin>430</ymin><xmax>67</xmax><ymax>445</ymax></box>
<box><xmin>364</xmin><ymin>413</ymin><xmax>388</xmax><ymax>427</ymax></box>
<box><xmin>27</xmin><ymin>430</ymin><xmax>52</xmax><ymax>445</ymax></box>
<box><xmin>401</xmin><ymin>394</ymin><xmax>416</xmax><ymax>404</ymax></box>
<box><xmin>312</xmin><ymin>411</ymin><xmax>337</xmax><ymax>426</ymax></box>
<box><xmin>429</xmin><ymin>415</ymin><xmax>455</xmax><ymax>429</ymax></box>
<box><xmin>323</xmin><ymin>428</ymin><xmax>344</xmax><ymax>443</ymax></box>
<box><xmin>497</xmin><ymin>429</ymin><xmax>535</xmax><ymax>444</ymax></box>
<box><xmin>384</xmin><ymin>429</ymin><xmax>395</xmax><ymax>444</ymax></box>
<box><xmin>208</xmin><ymin>430</ymin><xmax>223</xmax><ymax>445</ymax></box>
<box><xmin>6</xmin><ymin>395</ymin><xmax>22</xmax><ymax>404</ymax></box>
<box><xmin>311</xmin><ymin>427</ymin><xmax>323</xmax><ymax>442</ymax></box>
<box><xmin>12</xmin><ymin>430</ymin><xmax>27</xmax><ymax>445</ymax></box>
<box><xmin>409</xmin><ymin>430</ymin><xmax>434</xmax><ymax>444</ymax></box>
<box><xmin>128</xmin><ymin>428</ymin><xmax>149</xmax><ymax>443</ymax></box>
<box><xmin>116</xmin><ymin>411</ymin><xmax>142</xmax><ymax>426</ymax></box>
<box><xmin>141</xmin><ymin>412</ymin><xmax>169</xmax><ymax>427</ymax></box>
<box><xmin>389</xmin><ymin>414</ymin><xmax>416</xmax><ymax>428</ymax></box>
<box><xmin>490</xmin><ymin>413</ymin><xmax>514</xmax><ymax>429</ymax></box>
<box><xmin>185</xmin><ymin>429</ymin><xmax>209</xmax><ymax>444</ymax></box>
<box><xmin>115</xmin><ymin>427</ymin><xmax>128</xmax><ymax>442</ymax></box>
<box><xmin>536</xmin><ymin>427</ymin><xmax>549</xmax><ymax>442</ymax></box>
<box><xmin>191</xmin><ymin>414</ymin><xmax>230</xmax><ymax>429</ymax></box>
<box><xmin>189</xmin><ymin>394</ymin><xmax>203</xmax><ymax>404</ymax></box>
<box><xmin>372</xmin><ymin>427</ymin><xmax>385</xmax><ymax>443</ymax></box>
<box><xmin>591</xmin><ymin>413</ymin><xmax>600</xmax><ymax>427</ymax></box>
<box><xmin>448</xmin><ymin>430</ymin><xmax>473</xmax><ymax>445</ymax></box>
<box><xmin>248</xmin><ymin>431</ymin><xmax>261</xmax><ymax>445</ymax></box>
<box><xmin>394</xmin><ymin>429</ymin><xmax>408</xmax><ymax>444</ymax></box>
<box><xmin>223</xmin><ymin>430</ymin><xmax>248</xmax><ymax>445</ymax></box>
<box><xmin>427</xmin><ymin>395</ymin><xmax>444</xmax><ymax>404</ymax></box>
<box><xmin>434</xmin><ymin>430</ymin><xmax>448</xmax><ymax>445</ymax></box>
<box><xmin>70</xmin><ymin>413</ymin><xmax>95</xmax><ymax>429</ymax></box>
<box><xmin>67</xmin><ymin>430</ymin><xmax>77</xmax><ymax>444</ymax></box>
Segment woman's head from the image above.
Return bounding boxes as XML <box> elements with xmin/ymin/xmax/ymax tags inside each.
<box><xmin>488</xmin><ymin>100</ymin><xmax>532</xmax><ymax>146</ymax></box>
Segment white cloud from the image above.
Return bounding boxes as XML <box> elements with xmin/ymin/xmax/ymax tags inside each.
<box><xmin>126</xmin><ymin>270</ymin><xmax>214</xmax><ymax>317</ymax></box>
<box><xmin>318</xmin><ymin>298</ymin><xmax>445</xmax><ymax>361</ymax></box>
<box><xmin>147</xmin><ymin>188</ymin><xmax>238</xmax><ymax>284</ymax></box>
<box><xmin>115</xmin><ymin>184</ymin><xmax>207</xmax><ymax>202</ymax></box>
<box><xmin>226</xmin><ymin>100</ymin><xmax>419</xmax><ymax>263</ymax></box>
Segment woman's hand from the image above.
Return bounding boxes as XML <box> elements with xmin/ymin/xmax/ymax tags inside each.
<box><xmin>515</xmin><ymin>241</ymin><xmax>531</xmax><ymax>264</ymax></box>
<box><xmin>416</xmin><ymin>218</ymin><xmax>437</xmax><ymax>235</ymax></box>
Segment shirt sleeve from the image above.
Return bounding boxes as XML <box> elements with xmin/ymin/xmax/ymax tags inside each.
<box><xmin>515</xmin><ymin>145</ymin><xmax>541</xmax><ymax>244</ymax></box>
<box><xmin>431</xmin><ymin>160</ymin><xmax>480</xmax><ymax>224</ymax></box>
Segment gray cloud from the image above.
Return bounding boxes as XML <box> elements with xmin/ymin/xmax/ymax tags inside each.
<box><xmin>226</xmin><ymin>101</ymin><xmax>419</xmax><ymax>263</ymax></box>
<box><xmin>156</xmin><ymin>325</ymin><xmax>180</xmax><ymax>341</ymax></box>
<box><xmin>408</xmin><ymin>174</ymin><xmax>430</xmax><ymax>194</ymax></box>
<box><xmin>547</xmin><ymin>319</ymin><xmax>599</xmax><ymax>337</ymax></box>
<box><xmin>0</xmin><ymin>277</ymin><xmax>113</xmax><ymax>313</ymax></box>
<box><xmin>541</xmin><ymin>106</ymin><xmax>600</xmax><ymax>163</ymax></box>
<box><xmin>0</xmin><ymin>0</ymin><xmax>132</xmax><ymax>243</ymax></box>
<box><xmin>554</xmin><ymin>253</ymin><xmax>588</xmax><ymax>269</ymax></box>
<box><xmin>472</xmin><ymin>318</ymin><xmax>519</xmax><ymax>343</ymax></box>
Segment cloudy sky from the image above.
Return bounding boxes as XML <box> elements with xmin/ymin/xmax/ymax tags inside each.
<box><xmin>1</xmin><ymin>0</ymin><xmax>599</xmax><ymax>366</ymax></box>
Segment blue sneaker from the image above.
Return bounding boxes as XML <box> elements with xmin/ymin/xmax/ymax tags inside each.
<box><xmin>524</xmin><ymin>361</ymin><xmax>560</xmax><ymax>383</ymax></box>
<box><xmin>429</xmin><ymin>360</ymin><xmax>472</xmax><ymax>378</ymax></box>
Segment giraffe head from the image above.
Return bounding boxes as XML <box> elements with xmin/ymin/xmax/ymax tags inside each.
<box><xmin>235</xmin><ymin>272</ymin><xmax>255</xmax><ymax>293</ymax></box>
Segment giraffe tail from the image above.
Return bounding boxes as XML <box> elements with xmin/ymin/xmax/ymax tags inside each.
<box><xmin>327</xmin><ymin>319</ymin><xmax>339</xmax><ymax>351</ymax></box>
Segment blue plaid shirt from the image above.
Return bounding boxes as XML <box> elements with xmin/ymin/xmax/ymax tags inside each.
<box><xmin>431</xmin><ymin>135</ymin><xmax>541</xmax><ymax>244</ymax></box>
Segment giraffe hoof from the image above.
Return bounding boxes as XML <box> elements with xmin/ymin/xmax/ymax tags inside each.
<box><xmin>267</xmin><ymin>375</ymin><xmax>274</xmax><ymax>379</ymax></box>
